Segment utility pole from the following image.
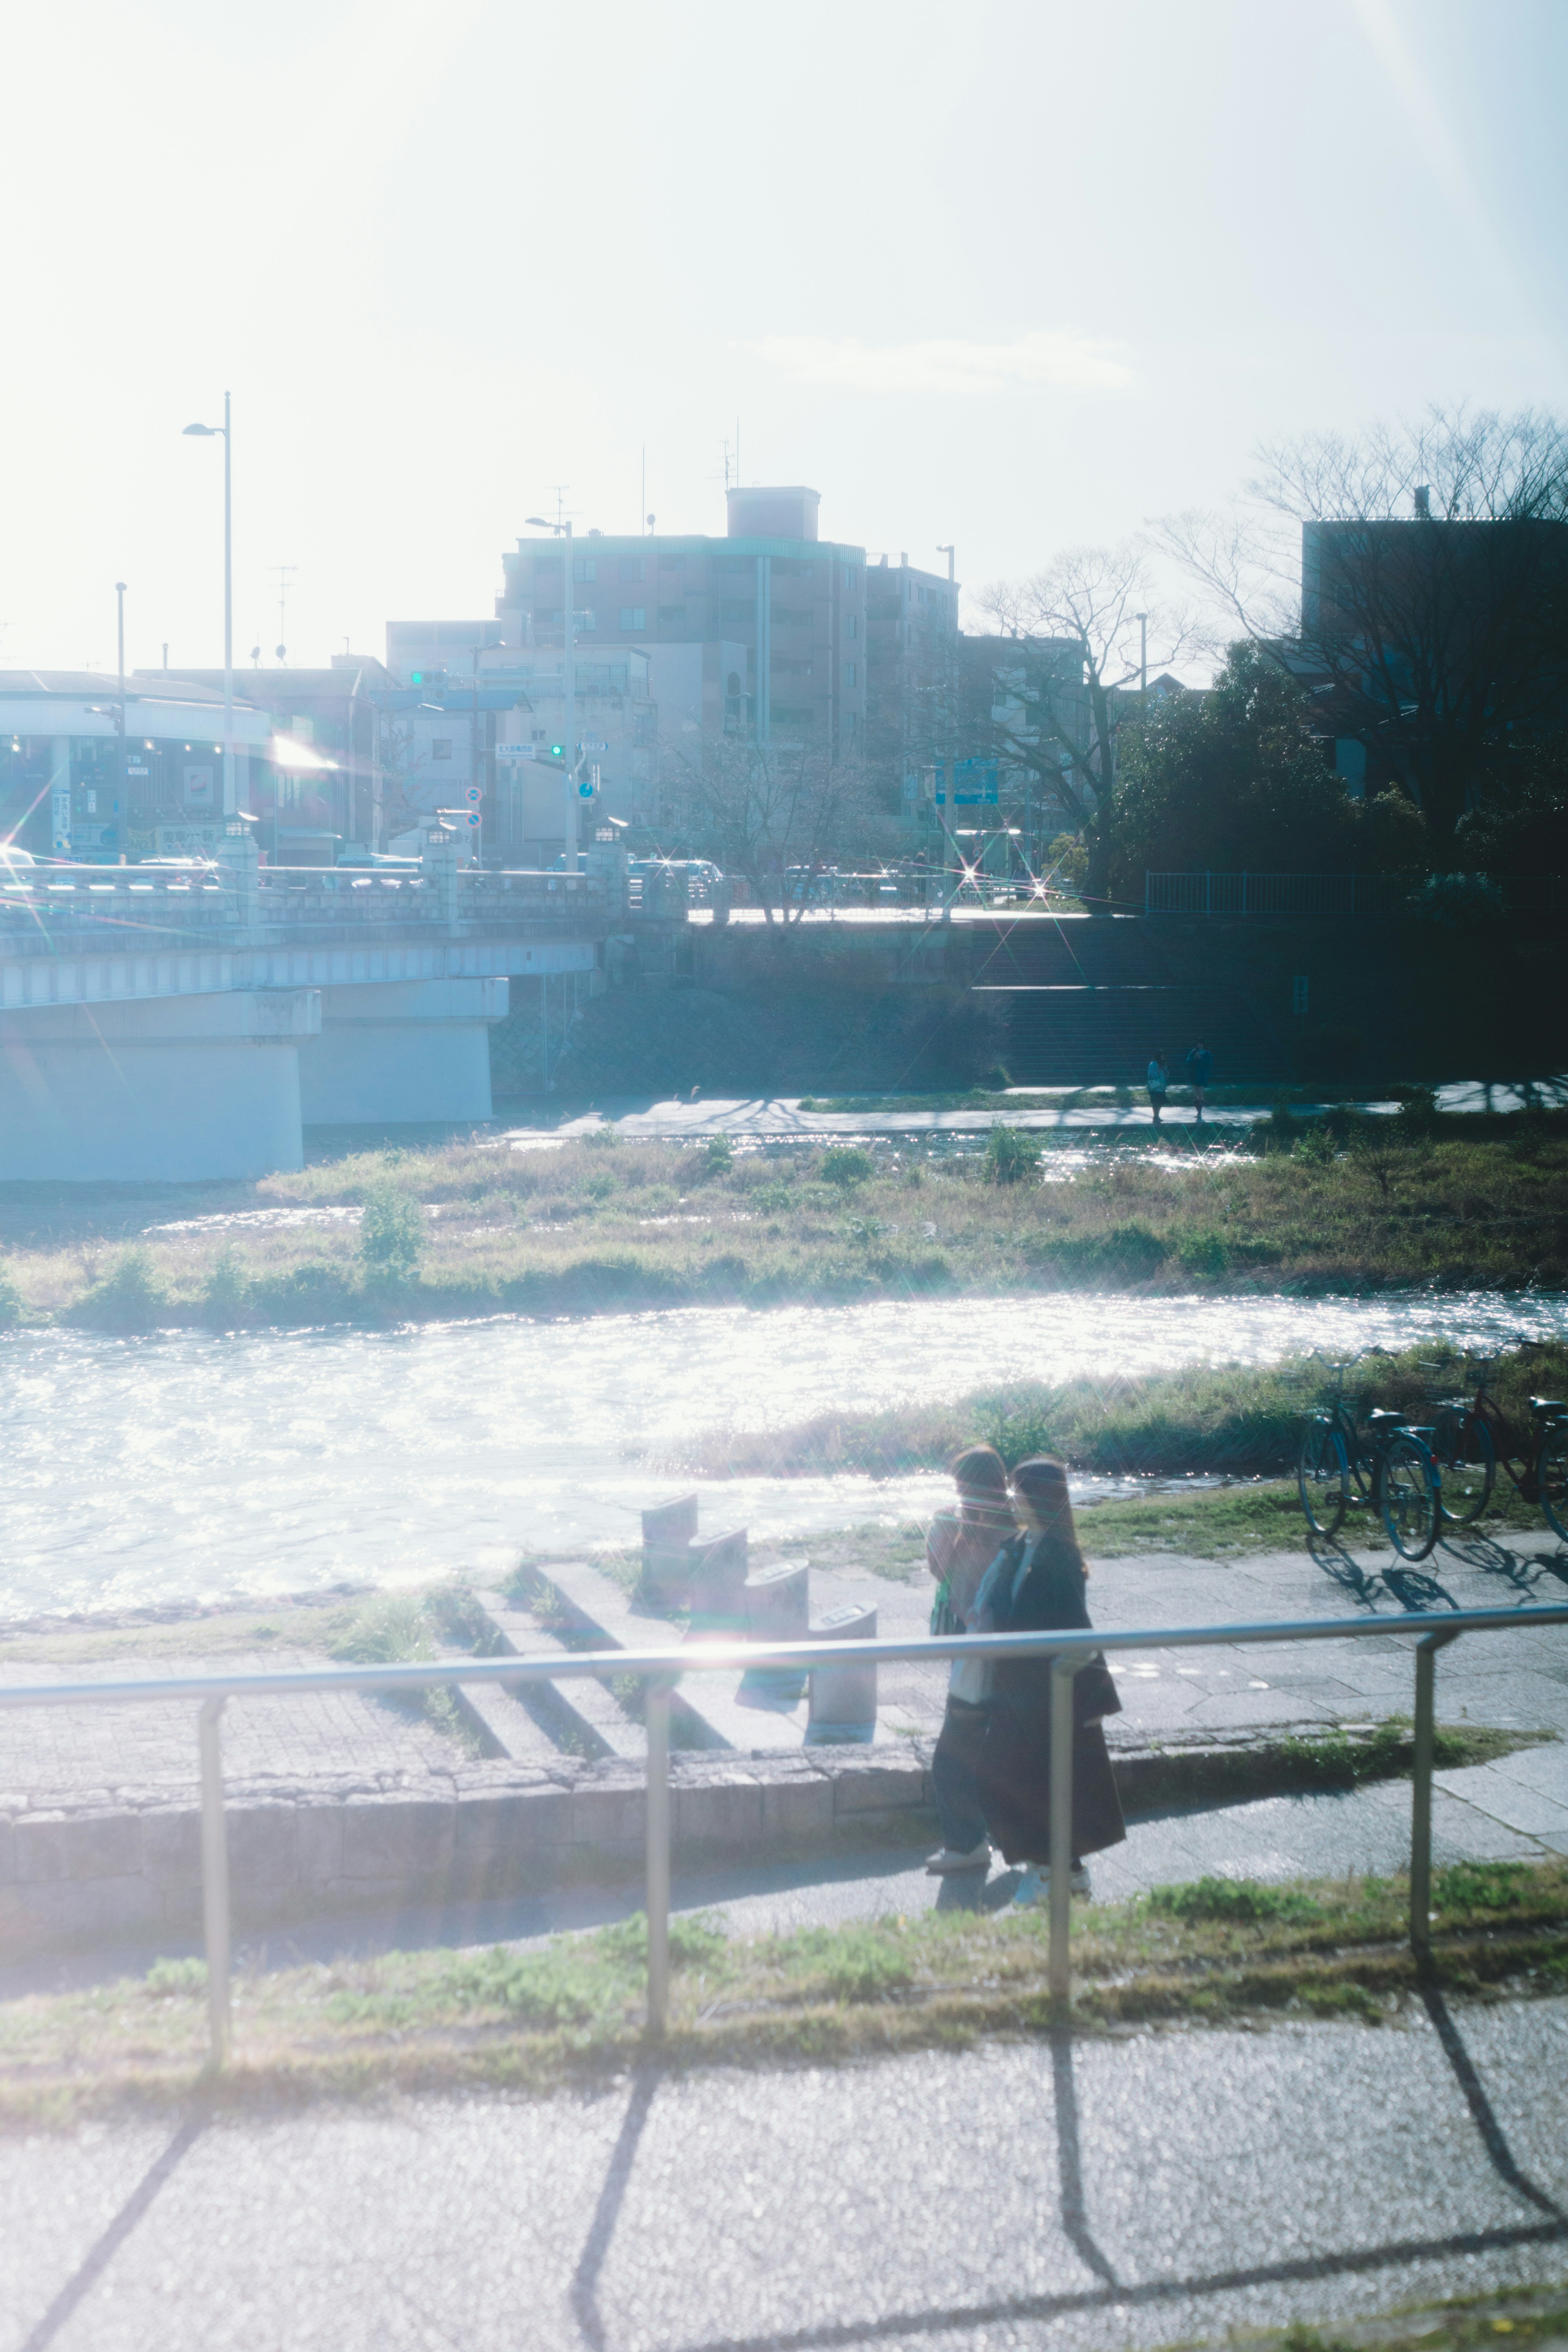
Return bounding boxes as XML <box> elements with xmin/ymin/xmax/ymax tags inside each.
<box><xmin>470</xmin><ymin>644</ymin><xmax>481</xmax><ymax>869</ymax></box>
<box><xmin>115</xmin><ymin>582</ymin><xmax>128</xmax><ymax>861</ymax></box>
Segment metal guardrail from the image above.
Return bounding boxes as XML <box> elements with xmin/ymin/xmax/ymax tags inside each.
<box><xmin>2</xmin><ymin>1599</ymin><xmax>1564</xmax><ymax>2067</ymax></box>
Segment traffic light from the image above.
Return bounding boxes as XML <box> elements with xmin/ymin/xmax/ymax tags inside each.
<box><xmin>410</xmin><ymin>670</ymin><xmax>423</xmax><ymax>685</ymax></box>
<box><xmin>550</xmin><ymin>741</ymin><xmax>565</xmax><ymax>759</ymax></box>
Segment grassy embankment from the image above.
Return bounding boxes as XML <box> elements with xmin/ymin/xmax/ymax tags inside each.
<box><xmin>1</xmin><ymin>1858</ymin><xmax>1564</xmax><ymax>2125</ymax></box>
<box><xmin>0</xmin><ymin>1109</ymin><xmax>1565</xmax><ymax>1332</ymax></box>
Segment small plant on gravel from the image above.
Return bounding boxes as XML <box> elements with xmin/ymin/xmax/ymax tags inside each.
<box><xmin>358</xmin><ymin>1181</ymin><xmax>425</xmax><ymax>1285</ymax></box>
<box><xmin>984</xmin><ymin>1125</ymin><xmax>1042</xmax><ymax>1185</ymax></box>
<box><xmin>820</xmin><ymin>1145</ymin><xmax>874</xmax><ymax>1187</ymax></box>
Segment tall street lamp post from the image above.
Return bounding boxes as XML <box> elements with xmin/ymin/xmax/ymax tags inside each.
<box><xmin>183</xmin><ymin>394</ymin><xmax>234</xmax><ymax>819</ymax></box>
<box><xmin>525</xmin><ymin>515</ymin><xmax>577</xmax><ymax>861</ymax></box>
<box><xmin>116</xmin><ymin>581</ymin><xmax>128</xmax><ymax>861</ymax></box>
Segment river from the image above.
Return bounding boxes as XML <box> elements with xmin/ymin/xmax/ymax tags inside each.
<box><xmin>3</xmin><ymin>1290</ymin><xmax>1565</xmax><ymax>1620</ymax></box>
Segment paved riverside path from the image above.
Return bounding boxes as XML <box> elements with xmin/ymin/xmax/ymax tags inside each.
<box><xmin>3</xmin><ymin>1997</ymin><xmax>1566</xmax><ymax>2351</ymax></box>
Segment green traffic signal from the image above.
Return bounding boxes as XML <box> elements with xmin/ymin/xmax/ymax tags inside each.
<box><xmin>410</xmin><ymin>670</ymin><xmax>423</xmax><ymax>685</ymax></box>
<box><xmin>550</xmin><ymin>742</ymin><xmax>565</xmax><ymax>758</ymax></box>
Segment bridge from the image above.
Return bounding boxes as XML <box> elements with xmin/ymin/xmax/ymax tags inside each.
<box><xmin>0</xmin><ymin>836</ymin><xmax>620</xmax><ymax>1180</ymax></box>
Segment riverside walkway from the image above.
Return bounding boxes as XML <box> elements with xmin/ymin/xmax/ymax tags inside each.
<box><xmin>2</xmin><ymin>1997</ymin><xmax>1564</xmax><ymax>2350</ymax></box>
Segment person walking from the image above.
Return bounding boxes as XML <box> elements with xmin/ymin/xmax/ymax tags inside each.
<box><xmin>1185</xmin><ymin>1039</ymin><xmax>1213</xmax><ymax>1124</ymax></box>
<box><xmin>924</xmin><ymin>1444</ymin><xmax>1016</xmax><ymax>1874</ymax></box>
<box><xmin>967</xmin><ymin>1455</ymin><xmax>1125</xmax><ymax>1904</ymax></box>
<box><xmin>1146</xmin><ymin>1050</ymin><xmax>1169</xmax><ymax>1127</ymax></box>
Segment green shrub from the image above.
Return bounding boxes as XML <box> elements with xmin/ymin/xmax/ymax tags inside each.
<box><xmin>359</xmin><ymin>1182</ymin><xmax>424</xmax><ymax>1284</ymax></box>
<box><xmin>1292</xmin><ymin>1123</ymin><xmax>1337</xmax><ymax>1165</ymax></box>
<box><xmin>984</xmin><ymin>1125</ymin><xmax>1042</xmax><ymax>1185</ymax></box>
<box><xmin>202</xmin><ymin>1245</ymin><xmax>249</xmax><ymax>1323</ymax></box>
<box><xmin>1175</xmin><ymin>1229</ymin><xmax>1228</xmax><ymax>1276</ymax></box>
<box><xmin>1029</xmin><ymin>1223</ymin><xmax>1168</xmax><ymax>1283</ymax></box>
<box><xmin>77</xmin><ymin>1247</ymin><xmax>168</xmax><ymax>1331</ymax></box>
<box><xmin>820</xmin><ymin>1145</ymin><xmax>874</xmax><ymax>1187</ymax></box>
<box><xmin>702</xmin><ymin>1133</ymin><xmax>734</xmax><ymax>1175</ymax></box>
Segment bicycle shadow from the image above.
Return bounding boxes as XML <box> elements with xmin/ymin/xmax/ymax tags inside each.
<box><xmin>1305</xmin><ymin>1531</ymin><xmax>1388</xmax><ymax>1607</ymax></box>
<box><xmin>1436</xmin><ymin>1532</ymin><xmax>1550</xmax><ymax>1595</ymax></box>
<box><xmin>1382</xmin><ymin>1564</ymin><xmax>1461</xmax><ymax>1613</ymax></box>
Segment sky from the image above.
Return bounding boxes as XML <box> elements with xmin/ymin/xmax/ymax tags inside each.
<box><xmin>1</xmin><ymin>0</ymin><xmax>1564</xmax><ymax>679</ymax></box>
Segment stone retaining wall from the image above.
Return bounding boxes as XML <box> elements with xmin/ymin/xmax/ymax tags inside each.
<box><xmin>0</xmin><ymin>1722</ymin><xmax>1397</xmax><ymax>1960</ymax></box>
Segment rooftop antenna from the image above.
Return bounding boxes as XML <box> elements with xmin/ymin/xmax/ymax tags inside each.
<box><xmin>548</xmin><ymin>484</ymin><xmax>570</xmax><ymax>530</ymax></box>
<box><xmin>271</xmin><ymin>564</ymin><xmax>298</xmax><ymax>664</ymax></box>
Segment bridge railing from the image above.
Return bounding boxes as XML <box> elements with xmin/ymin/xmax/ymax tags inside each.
<box><xmin>0</xmin><ymin>862</ymin><xmax>624</xmax><ymax>945</ymax></box>
<box><xmin>2</xmin><ymin>1598</ymin><xmax>1561</xmax><ymax>2067</ymax></box>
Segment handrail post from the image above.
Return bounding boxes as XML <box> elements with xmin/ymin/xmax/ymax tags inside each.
<box><xmin>1410</xmin><ymin>1629</ymin><xmax>1460</xmax><ymax>1956</ymax></box>
<box><xmin>1049</xmin><ymin>1656</ymin><xmax>1077</xmax><ymax>2008</ymax></box>
<box><xmin>645</xmin><ymin>1673</ymin><xmax>672</xmax><ymax>2039</ymax></box>
<box><xmin>198</xmin><ymin>1696</ymin><xmax>232</xmax><ymax>2069</ymax></box>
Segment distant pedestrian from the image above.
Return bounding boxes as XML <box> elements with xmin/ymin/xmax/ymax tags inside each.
<box><xmin>1185</xmin><ymin>1040</ymin><xmax>1213</xmax><ymax>1123</ymax></box>
<box><xmin>968</xmin><ymin>1456</ymin><xmax>1125</xmax><ymax>1904</ymax></box>
<box><xmin>1146</xmin><ymin>1051</ymin><xmax>1169</xmax><ymax>1127</ymax></box>
<box><xmin>924</xmin><ymin>1445</ymin><xmax>1016</xmax><ymax>1875</ymax></box>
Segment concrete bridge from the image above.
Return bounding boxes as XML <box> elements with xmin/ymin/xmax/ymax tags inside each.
<box><xmin>0</xmin><ymin>837</ymin><xmax>619</xmax><ymax>1180</ymax></box>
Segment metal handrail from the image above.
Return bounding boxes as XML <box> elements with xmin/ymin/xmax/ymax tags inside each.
<box><xmin>3</xmin><ymin>1599</ymin><xmax>1564</xmax><ymax>2066</ymax></box>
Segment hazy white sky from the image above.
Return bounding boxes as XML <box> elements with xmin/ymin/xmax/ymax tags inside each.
<box><xmin>2</xmin><ymin>0</ymin><xmax>1564</xmax><ymax>676</ymax></box>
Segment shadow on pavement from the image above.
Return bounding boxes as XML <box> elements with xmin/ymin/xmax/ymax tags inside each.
<box><xmin>648</xmin><ymin>2007</ymin><xmax>1566</xmax><ymax>2352</ymax></box>
<box><xmin>1305</xmin><ymin>1532</ymin><xmax>1388</xmax><ymax>1607</ymax></box>
<box><xmin>18</xmin><ymin>2111</ymin><xmax>207</xmax><ymax>2352</ymax></box>
<box><xmin>570</xmin><ymin>2067</ymin><xmax>660</xmax><ymax>2352</ymax></box>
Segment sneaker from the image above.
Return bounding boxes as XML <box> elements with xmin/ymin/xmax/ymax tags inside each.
<box><xmin>924</xmin><ymin>1839</ymin><xmax>992</xmax><ymax>1875</ymax></box>
<box><xmin>1013</xmin><ymin>1864</ymin><xmax>1049</xmax><ymax>1907</ymax></box>
<box><xmin>1071</xmin><ymin>1862</ymin><xmax>1093</xmax><ymax>1899</ymax></box>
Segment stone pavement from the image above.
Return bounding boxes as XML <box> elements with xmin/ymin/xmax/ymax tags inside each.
<box><xmin>2</xmin><ymin>1996</ymin><xmax>1565</xmax><ymax>2350</ymax></box>
<box><xmin>0</xmin><ymin>1653</ymin><xmax>462</xmax><ymax>1810</ymax></box>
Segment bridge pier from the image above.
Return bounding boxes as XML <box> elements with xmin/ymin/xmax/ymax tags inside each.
<box><xmin>0</xmin><ymin>991</ymin><xmax>319</xmax><ymax>1183</ymax></box>
<box><xmin>296</xmin><ymin>977</ymin><xmax>508</xmax><ymax>1127</ymax></box>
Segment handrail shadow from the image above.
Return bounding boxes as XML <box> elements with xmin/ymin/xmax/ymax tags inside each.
<box><xmin>19</xmin><ymin>2110</ymin><xmax>207</xmax><ymax>2351</ymax></box>
<box><xmin>571</xmin><ymin>2065</ymin><xmax>661</xmax><ymax>2352</ymax></box>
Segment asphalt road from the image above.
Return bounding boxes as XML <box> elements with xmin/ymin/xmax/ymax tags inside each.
<box><xmin>4</xmin><ymin>1995</ymin><xmax>1566</xmax><ymax>2351</ymax></box>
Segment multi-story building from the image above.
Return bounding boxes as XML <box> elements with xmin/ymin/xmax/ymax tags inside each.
<box><xmin>494</xmin><ymin>486</ymin><xmax>869</xmax><ymax>767</ymax></box>
<box><xmin>0</xmin><ymin>671</ymin><xmax>273</xmax><ymax>860</ymax></box>
<box><xmin>148</xmin><ymin>657</ymin><xmax>399</xmax><ymax>863</ymax></box>
<box><xmin>864</xmin><ymin>550</ymin><xmax>963</xmax><ymax>825</ymax></box>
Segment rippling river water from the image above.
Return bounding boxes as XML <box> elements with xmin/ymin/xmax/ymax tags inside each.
<box><xmin>4</xmin><ymin>1291</ymin><xmax>1566</xmax><ymax>1619</ymax></box>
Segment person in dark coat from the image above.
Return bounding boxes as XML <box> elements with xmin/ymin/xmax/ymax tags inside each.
<box><xmin>969</xmin><ymin>1455</ymin><xmax>1125</xmax><ymax>1903</ymax></box>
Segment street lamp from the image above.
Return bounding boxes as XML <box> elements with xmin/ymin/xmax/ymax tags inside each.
<box><xmin>525</xmin><ymin>514</ymin><xmax>578</xmax><ymax>860</ymax></box>
<box><xmin>183</xmin><ymin>395</ymin><xmax>234</xmax><ymax>822</ymax></box>
<box><xmin>115</xmin><ymin>582</ymin><xmax>128</xmax><ymax>861</ymax></box>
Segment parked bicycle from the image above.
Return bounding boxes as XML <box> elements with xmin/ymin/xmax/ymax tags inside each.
<box><xmin>1424</xmin><ymin>1345</ymin><xmax>1568</xmax><ymax>1539</ymax></box>
<box><xmin>1296</xmin><ymin>1355</ymin><xmax>1443</xmax><ymax>1559</ymax></box>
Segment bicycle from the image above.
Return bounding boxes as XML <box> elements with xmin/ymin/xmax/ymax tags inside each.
<box><xmin>1296</xmin><ymin>1355</ymin><xmax>1443</xmax><ymax>1559</ymax></box>
<box><xmin>1424</xmin><ymin>1345</ymin><xmax>1568</xmax><ymax>1540</ymax></box>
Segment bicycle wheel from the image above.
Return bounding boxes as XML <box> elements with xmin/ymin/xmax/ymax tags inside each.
<box><xmin>1298</xmin><ymin>1416</ymin><xmax>1348</xmax><ymax>1537</ymax></box>
<box><xmin>1540</xmin><ymin>1421</ymin><xmax>1568</xmax><ymax>1544</ymax></box>
<box><xmin>1434</xmin><ymin>1408</ymin><xmax>1496</xmax><ymax>1528</ymax></box>
<box><xmin>1378</xmin><ymin>1434</ymin><xmax>1440</xmax><ymax>1561</ymax></box>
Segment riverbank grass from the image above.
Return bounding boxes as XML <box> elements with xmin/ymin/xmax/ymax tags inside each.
<box><xmin>0</xmin><ymin>1118</ymin><xmax>1565</xmax><ymax>1329</ymax></box>
<box><xmin>1</xmin><ymin>1858</ymin><xmax>1563</xmax><ymax>2126</ymax></box>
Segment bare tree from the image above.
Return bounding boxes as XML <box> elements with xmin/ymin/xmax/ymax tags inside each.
<box><xmin>664</xmin><ymin>732</ymin><xmax>889</xmax><ymax>927</ymax></box>
<box><xmin>372</xmin><ymin>715</ymin><xmax>433</xmax><ymax>846</ymax></box>
<box><xmin>974</xmin><ymin>544</ymin><xmax>1194</xmax><ymax>905</ymax></box>
<box><xmin>1156</xmin><ymin>404</ymin><xmax>1568</xmax><ymax>844</ymax></box>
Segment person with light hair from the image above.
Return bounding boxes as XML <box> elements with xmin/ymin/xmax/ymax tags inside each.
<box><xmin>923</xmin><ymin>1444</ymin><xmax>1016</xmax><ymax>1875</ymax></box>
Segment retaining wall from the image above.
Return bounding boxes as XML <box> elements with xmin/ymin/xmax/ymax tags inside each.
<box><xmin>0</xmin><ymin>1724</ymin><xmax>1393</xmax><ymax>1960</ymax></box>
